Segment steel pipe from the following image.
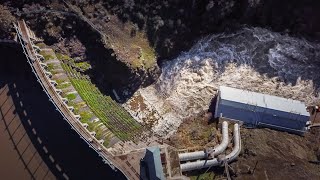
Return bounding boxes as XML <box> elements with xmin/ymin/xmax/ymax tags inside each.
<box><xmin>180</xmin><ymin>123</ymin><xmax>240</xmax><ymax>172</ymax></box>
<box><xmin>178</xmin><ymin>121</ymin><xmax>229</xmax><ymax>161</ymax></box>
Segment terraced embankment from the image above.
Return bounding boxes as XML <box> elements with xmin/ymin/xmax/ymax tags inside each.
<box><xmin>15</xmin><ymin>20</ymin><xmax>145</xmax><ymax>180</ymax></box>
<box><xmin>0</xmin><ymin>44</ymin><xmax>126</xmax><ymax>179</ymax></box>
<box><xmin>38</xmin><ymin>44</ymin><xmax>143</xmax><ymax>146</ymax></box>
<box><xmin>63</xmin><ymin>64</ymin><xmax>142</xmax><ymax>140</ymax></box>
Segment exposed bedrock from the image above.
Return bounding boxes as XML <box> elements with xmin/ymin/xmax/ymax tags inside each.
<box><xmin>21</xmin><ymin>8</ymin><xmax>159</xmax><ymax>100</ymax></box>
<box><xmin>101</xmin><ymin>0</ymin><xmax>320</xmax><ymax>61</ymax></box>
<box><xmin>1</xmin><ymin>0</ymin><xmax>320</xmax><ymax>99</ymax></box>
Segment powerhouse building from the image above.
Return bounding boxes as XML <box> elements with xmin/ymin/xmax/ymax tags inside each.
<box><xmin>214</xmin><ymin>86</ymin><xmax>309</xmax><ymax>134</ymax></box>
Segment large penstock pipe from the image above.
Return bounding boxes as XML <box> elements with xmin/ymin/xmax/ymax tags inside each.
<box><xmin>178</xmin><ymin>121</ymin><xmax>229</xmax><ymax>162</ymax></box>
<box><xmin>221</xmin><ymin>123</ymin><xmax>241</xmax><ymax>162</ymax></box>
<box><xmin>180</xmin><ymin>123</ymin><xmax>241</xmax><ymax>172</ymax></box>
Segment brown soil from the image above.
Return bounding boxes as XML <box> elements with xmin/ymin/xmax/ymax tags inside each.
<box><xmin>69</xmin><ymin>2</ymin><xmax>157</xmax><ymax>70</ymax></box>
<box><xmin>167</xmin><ymin>111</ymin><xmax>219</xmax><ymax>150</ymax></box>
<box><xmin>129</xmin><ymin>93</ymin><xmax>147</xmax><ymax>112</ymax></box>
<box><xmin>167</xmin><ymin>146</ymin><xmax>182</xmax><ymax>177</ymax></box>
<box><xmin>168</xmin><ymin>111</ymin><xmax>320</xmax><ymax>179</ymax></box>
<box><xmin>127</xmin><ymin>92</ymin><xmax>159</xmax><ymax>128</ymax></box>
<box><xmin>232</xmin><ymin>128</ymin><xmax>320</xmax><ymax>180</ymax></box>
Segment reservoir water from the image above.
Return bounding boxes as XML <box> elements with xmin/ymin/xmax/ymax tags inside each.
<box><xmin>0</xmin><ymin>45</ymin><xmax>125</xmax><ymax>179</ymax></box>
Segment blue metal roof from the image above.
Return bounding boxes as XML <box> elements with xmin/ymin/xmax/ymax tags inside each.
<box><xmin>219</xmin><ymin>86</ymin><xmax>309</xmax><ymax>116</ymax></box>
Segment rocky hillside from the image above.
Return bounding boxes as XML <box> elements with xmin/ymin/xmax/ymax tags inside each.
<box><xmin>0</xmin><ymin>4</ymin><xmax>15</xmax><ymax>39</ymax></box>
<box><xmin>1</xmin><ymin>0</ymin><xmax>160</xmax><ymax>100</ymax></box>
<box><xmin>3</xmin><ymin>0</ymin><xmax>320</xmax><ymax>56</ymax></box>
<box><xmin>98</xmin><ymin>0</ymin><xmax>320</xmax><ymax>60</ymax></box>
<box><xmin>1</xmin><ymin>0</ymin><xmax>320</xmax><ymax>98</ymax></box>
<box><xmin>1</xmin><ymin>0</ymin><xmax>320</xmax><ymax>179</ymax></box>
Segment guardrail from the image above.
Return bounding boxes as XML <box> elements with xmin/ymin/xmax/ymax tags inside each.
<box><xmin>14</xmin><ymin>20</ymin><xmax>138</xmax><ymax>180</ymax></box>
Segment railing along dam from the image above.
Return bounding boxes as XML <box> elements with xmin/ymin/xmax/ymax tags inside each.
<box><xmin>14</xmin><ymin>20</ymin><xmax>135</xmax><ymax>179</ymax></box>
<box><xmin>1</xmin><ymin>30</ymin><xmax>125</xmax><ymax>179</ymax></box>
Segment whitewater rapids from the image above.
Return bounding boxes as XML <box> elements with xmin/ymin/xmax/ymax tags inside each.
<box><xmin>124</xmin><ymin>27</ymin><xmax>320</xmax><ymax>138</ymax></box>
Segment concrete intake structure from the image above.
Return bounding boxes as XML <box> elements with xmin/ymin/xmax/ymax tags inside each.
<box><xmin>178</xmin><ymin>121</ymin><xmax>229</xmax><ymax>162</ymax></box>
<box><xmin>180</xmin><ymin>123</ymin><xmax>241</xmax><ymax>172</ymax></box>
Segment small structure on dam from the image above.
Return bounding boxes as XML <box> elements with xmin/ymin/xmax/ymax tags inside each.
<box><xmin>214</xmin><ymin>86</ymin><xmax>310</xmax><ymax>134</ymax></box>
<box><xmin>140</xmin><ymin>146</ymin><xmax>165</xmax><ymax>180</ymax></box>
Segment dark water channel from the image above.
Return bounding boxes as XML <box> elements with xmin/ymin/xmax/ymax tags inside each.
<box><xmin>0</xmin><ymin>44</ymin><xmax>125</xmax><ymax>180</ymax></box>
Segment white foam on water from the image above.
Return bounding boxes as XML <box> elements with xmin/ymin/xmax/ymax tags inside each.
<box><xmin>124</xmin><ymin>27</ymin><xmax>320</xmax><ymax>138</ymax></box>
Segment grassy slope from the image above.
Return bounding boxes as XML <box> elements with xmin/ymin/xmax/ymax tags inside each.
<box><xmin>61</xmin><ymin>62</ymin><xmax>142</xmax><ymax>141</ymax></box>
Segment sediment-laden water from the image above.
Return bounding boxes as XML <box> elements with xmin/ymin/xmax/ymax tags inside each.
<box><xmin>125</xmin><ymin>27</ymin><xmax>320</xmax><ymax>138</ymax></box>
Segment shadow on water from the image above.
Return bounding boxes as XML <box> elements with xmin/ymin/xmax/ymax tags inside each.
<box><xmin>0</xmin><ymin>83</ymin><xmax>57</xmax><ymax>179</ymax></box>
<box><xmin>0</xmin><ymin>44</ymin><xmax>126</xmax><ymax>179</ymax></box>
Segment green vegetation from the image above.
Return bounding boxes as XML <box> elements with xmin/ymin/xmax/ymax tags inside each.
<box><xmin>95</xmin><ymin>126</ymin><xmax>104</xmax><ymax>139</ymax></box>
<box><xmin>56</xmin><ymin>79</ymin><xmax>65</xmax><ymax>84</ymax></box>
<box><xmin>56</xmin><ymin>82</ymin><xmax>71</xmax><ymax>89</ymax></box>
<box><xmin>66</xmin><ymin>93</ymin><xmax>77</xmax><ymax>101</ymax></box>
<box><xmin>131</xmin><ymin>33</ymin><xmax>157</xmax><ymax>69</ymax></box>
<box><xmin>75</xmin><ymin>62</ymin><xmax>91</xmax><ymax>71</ymax></box>
<box><xmin>0</xmin><ymin>5</ymin><xmax>16</xmax><ymax>39</ymax></box>
<box><xmin>189</xmin><ymin>172</ymin><xmax>216</xmax><ymax>180</ymax></box>
<box><xmin>50</xmin><ymin>70</ymin><xmax>59</xmax><ymax>75</ymax></box>
<box><xmin>39</xmin><ymin>50</ymin><xmax>55</xmax><ymax>60</ymax></box>
<box><xmin>139</xmin><ymin>45</ymin><xmax>156</xmax><ymax>68</ymax></box>
<box><xmin>61</xmin><ymin>63</ymin><xmax>142</xmax><ymax>141</ymax></box>
<box><xmin>41</xmin><ymin>48</ymin><xmax>127</xmax><ymax>147</ymax></box>
<box><xmin>47</xmin><ymin>63</ymin><xmax>55</xmax><ymax>71</ymax></box>
<box><xmin>87</xmin><ymin>121</ymin><xmax>100</xmax><ymax>132</ymax></box>
<box><xmin>103</xmin><ymin>139</ymin><xmax>110</xmax><ymax>147</ymax></box>
<box><xmin>44</xmin><ymin>54</ymin><xmax>55</xmax><ymax>60</ymax></box>
<box><xmin>35</xmin><ymin>43</ymin><xmax>46</xmax><ymax>49</ymax></box>
<box><xmin>80</xmin><ymin>111</ymin><xmax>93</xmax><ymax>123</ymax></box>
<box><xmin>114</xmin><ymin>31</ymin><xmax>157</xmax><ymax>69</ymax></box>
<box><xmin>56</xmin><ymin>53</ymin><xmax>72</xmax><ymax>61</ymax></box>
<box><xmin>67</xmin><ymin>101</ymin><xmax>81</xmax><ymax>115</ymax></box>
<box><xmin>56</xmin><ymin>53</ymin><xmax>91</xmax><ymax>71</ymax></box>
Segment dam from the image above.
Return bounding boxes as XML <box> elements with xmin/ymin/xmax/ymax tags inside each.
<box><xmin>0</xmin><ymin>39</ymin><xmax>125</xmax><ymax>179</ymax></box>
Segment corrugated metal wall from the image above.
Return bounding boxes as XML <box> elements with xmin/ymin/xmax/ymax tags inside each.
<box><xmin>214</xmin><ymin>94</ymin><xmax>309</xmax><ymax>134</ymax></box>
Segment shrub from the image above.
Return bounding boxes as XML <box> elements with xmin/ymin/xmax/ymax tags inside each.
<box><xmin>66</xmin><ymin>93</ymin><xmax>77</xmax><ymax>101</ymax></box>
<box><xmin>0</xmin><ymin>5</ymin><xmax>15</xmax><ymax>39</ymax></box>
